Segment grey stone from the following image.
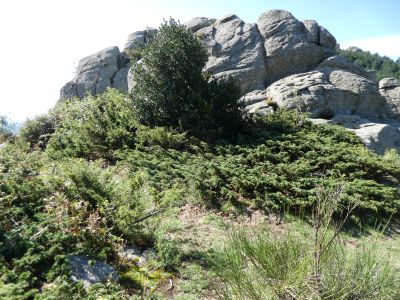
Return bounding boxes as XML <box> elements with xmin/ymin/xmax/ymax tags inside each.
<box><xmin>310</xmin><ymin>115</ymin><xmax>400</xmax><ymax>153</ymax></box>
<box><xmin>257</xmin><ymin>9</ymin><xmax>334</xmax><ymax>85</ymax></box>
<box><xmin>318</xmin><ymin>26</ymin><xmax>336</xmax><ymax>49</ymax></box>
<box><xmin>119</xmin><ymin>245</ymin><xmax>142</xmax><ymax>262</ymax></box>
<box><xmin>379</xmin><ymin>77</ymin><xmax>400</xmax><ymax>89</ymax></box>
<box><xmin>317</xmin><ymin>55</ymin><xmax>375</xmax><ymax>81</ymax></box>
<box><xmin>264</xmin><ymin>66</ymin><xmax>386</xmax><ymax>120</ymax></box>
<box><xmin>302</xmin><ymin>20</ymin><xmax>319</xmax><ymax>43</ymax></box>
<box><xmin>59</xmin><ymin>81</ymin><xmax>77</xmax><ymax>100</ymax></box>
<box><xmin>308</xmin><ymin>118</ymin><xmax>330</xmax><ymax>125</ymax></box>
<box><xmin>240</xmin><ymin>90</ymin><xmax>267</xmax><ymax>106</ymax></box>
<box><xmin>379</xmin><ymin>78</ymin><xmax>400</xmax><ymax>120</ymax></box>
<box><xmin>60</xmin><ymin>47</ymin><xmax>127</xmax><ymax>100</ymax></box>
<box><xmin>123</xmin><ymin>28</ymin><xmax>157</xmax><ymax>53</ymax></box>
<box><xmin>198</xmin><ymin>14</ymin><xmax>267</xmax><ymax>94</ymax></box>
<box><xmin>137</xmin><ymin>249</ymin><xmax>156</xmax><ymax>267</ymax></box>
<box><xmin>245</xmin><ymin>101</ymin><xmax>274</xmax><ymax>115</ymax></box>
<box><xmin>351</xmin><ymin>122</ymin><xmax>400</xmax><ymax>154</ymax></box>
<box><xmin>68</xmin><ymin>255</ymin><xmax>118</xmax><ymax>288</ymax></box>
<box><xmin>329</xmin><ymin>114</ymin><xmax>365</xmax><ymax>128</ymax></box>
<box><xmin>184</xmin><ymin>17</ymin><xmax>216</xmax><ymax>32</ymax></box>
<box><xmin>75</xmin><ymin>47</ymin><xmax>120</xmax><ymax>98</ymax></box>
<box><xmin>111</xmin><ymin>67</ymin><xmax>129</xmax><ymax>91</ymax></box>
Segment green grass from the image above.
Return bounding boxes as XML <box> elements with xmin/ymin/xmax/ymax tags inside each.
<box><xmin>210</xmin><ymin>225</ymin><xmax>400</xmax><ymax>300</ymax></box>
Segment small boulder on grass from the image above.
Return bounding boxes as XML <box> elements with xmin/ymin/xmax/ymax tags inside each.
<box><xmin>68</xmin><ymin>255</ymin><xmax>119</xmax><ymax>288</ymax></box>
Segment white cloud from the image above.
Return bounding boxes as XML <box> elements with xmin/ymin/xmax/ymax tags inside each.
<box><xmin>340</xmin><ymin>34</ymin><xmax>400</xmax><ymax>60</ymax></box>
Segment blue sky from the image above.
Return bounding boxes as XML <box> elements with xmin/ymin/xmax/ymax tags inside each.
<box><xmin>1</xmin><ymin>0</ymin><xmax>399</xmax><ymax>122</ymax></box>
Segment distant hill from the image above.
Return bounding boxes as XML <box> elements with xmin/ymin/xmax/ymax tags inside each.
<box><xmin>337</xmin><ymin>47</ymin><xmax>400</xmax><ymax>81</ymax></box>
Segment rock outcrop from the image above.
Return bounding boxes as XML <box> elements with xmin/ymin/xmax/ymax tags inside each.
<box><xmin>60</xmin><ymin>47</ymin><xmax>130</xmax><ymax>100</ymax></box>
<box><xmin>58</xmin><ymin>9</ymin><xmax>400</xmax><ymax>154</ymax></box>
<box><xmin>309</xmin><ymin>114</ymin><xmax>400</xmax><ymax>154</ymax></box>
<box><xmin>60</xmin><ymin>9</ymin><xmax>336</xmax><ymax>99</ymax></box>
<box><xmin>195</xmin><ymin>14</ymin><xmax>267</xmax><ymax>93</ymax></box>
<box><xmin>123</xmin><ymin>27</ymin><xmax>157</xmax><ymax>53</ymax></box>
<box><xmin>379</xmin><ymin>78</ymin><xmax>400</xmax><ymax>120</ymax></box>
<box><xmin>257</xmin><ymin>10</ymin><xmax>335</xmax><ymax>85</ymax></box>
<box><xmin>184</xmin><ymin>17</ymin><xmax>216</xmax><ymax>32</ymax></box>
<box><xmin>262</xmin><ymin>56</ymin><xmax>386</xmax><ymax>120</ymax></box>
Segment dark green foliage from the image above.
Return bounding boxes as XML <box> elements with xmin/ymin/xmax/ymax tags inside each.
<box><xmin>338</xmin><ymin>47</ymin><xmax>400</xmax><ymax>80</ymax></box>
<box><xmin>2</xmin><ymin>101</ymin><xmax>400</xmax><ymax>298</ymax></box>
<box><xmin>117</xmin><ymin>110</ymin><xmax>400</xmax><ymax>218</ymax></box>
<box><xmin>20</xmin><ymin>113</ymin><xmax>55</xmax><ymax>148</ymax></box>
<box><xmin>47</xmin><ymin>89</ymin><xmax>138</xmax><ymax>160</ymax></box>
<box><xmin>0</xmin><ymin>142</ymin><xmax>162</xmax><ymax>298</ymax></box>
<box><xmin>131</xmin><ymin>19</ymin><xmax>244</xmax><ymax>136</ymax></box>
<box><xmin>197</xmin><ymin>76</ymin><xmax>245</xmax><ymax>139</ymax></box>
<box><xmin>0</xmin><ymin>116</ymin><xmax>14</xmax><ymax>142</ymax></box>
<box><xmin>132</xmin><ymin>18</ymin><xmax>208</xmax><ymax>129</ymax></box>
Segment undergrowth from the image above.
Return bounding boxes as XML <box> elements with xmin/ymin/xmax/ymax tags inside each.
<box><xmin>1</xmin><ymin>89</ymin><xmax>400</xmax><ymax>298</ymax></box>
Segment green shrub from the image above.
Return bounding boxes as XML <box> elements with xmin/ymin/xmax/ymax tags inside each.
<box><xmin>118</xmin><ymin>110</ymin><xmax>400</xmax><ymax>219</ymax></box>
<box><xmin>131</xmin><ymin>18</ymin><xmax>208</xmax><ymax>129</ymax></box>
<box><xmin>19</xmin><ymin>114</ymin><xmax>55</xmax><ymax>148</ymax></box>
<box><xmin>131</xmin><ymin>18</ymin><xmax>244</xmax><ymax>136</ymax></box>
<box><xmin>0</xmin><ymin>141</ymin><xmax>161</xmax><ymax>297</ymax></box>
<box><xmin>0</xmin><ymin>116</ymin><xmax>14</xmax><ymax>142</ymax></box>
<box><xmin>196</xmin><ymin>76</ymin><xmax>245</xmax><ymax>139</ymax></box>
<box><xmin>47</xmin><ymin>89</ymin><xmax>138</xmax><ymax>160</ymax></box>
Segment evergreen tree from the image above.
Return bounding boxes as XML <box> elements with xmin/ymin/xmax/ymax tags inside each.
<box><xmin>131</xmin><ymin>18</ymin><xmax>208</xmax><ymax>129</ymax></box>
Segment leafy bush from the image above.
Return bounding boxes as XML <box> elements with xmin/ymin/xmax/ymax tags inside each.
<box><xmin>47</xmin><ymin>89</ymin><xmax>138</xmax><ymax>160</ymax></box>
<box><xmin>131</xmin><ymin>18</ymin><xmax>244</xmax><ymax>136</ymax></box>
<box><xmin>196</xmin><ymin>76</ymin><xmax>245</xmax><ymax>139</ymax></box>
<box><xmin>131</xmin><ymin>18</ymin><xmax>208</xmax><ymax>129</ymax></box>
<box><xmin>19</xmin><ymin>113</ymin><xmax>55</xmax><ymax>148</ymax></box>
<box><xmin>0</xmin><ymin>116</ymin><xmax>14</xmax><ymax>142</ymax></box>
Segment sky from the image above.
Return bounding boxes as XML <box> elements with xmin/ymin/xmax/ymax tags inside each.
<box><xmin>1</xmin><ymin>0</ymin><xmax>400</xmax><ymax>122</ymax></box>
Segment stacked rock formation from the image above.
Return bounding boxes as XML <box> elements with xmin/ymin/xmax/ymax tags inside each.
<box><xmin>59</xmin><ymin>9</ymin><xmax>400</xmax><ymax>154</ymax></box>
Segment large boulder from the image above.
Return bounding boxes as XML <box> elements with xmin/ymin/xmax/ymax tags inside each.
<box><xmin>318</xmin><ymin>55</ymin><xmax>376</xmax><ymax>81</ymax></box>
<box><xmin>195</xmin><ymin>14</ymin><xmax>267</xmax><ymax>94</ymax></box>
<box><xmin>60</xmin><ymin>47</ymin><xmax>130</xmax><ymax>100</ymax></box>
<box><xmin>257</xmin><ymin>10</ymin><xmax>335</xmax><ymax>85</ymax></box>
<box><xmin>309</xmin><ymin>114</ymin><xmax>400</xmax><ymax>153</ymax></box>
<box><xmin>351</xmin><ymin>123</ymin><xmax>400</xmax><ymax>154</ymax></box>
<box><xmin>379</xmin><ymin>78</ymin><xmax>400</xmax><ymax>120</ymax></box>
<box><xmin>261</xmin><ymin>56</ymin><xmax>386</xmax><ymax>120</ymax></box>
<box><xmin>319</xmin><ymin>26</ymin><xmax>337</xmax><ymax>49</ymax></box>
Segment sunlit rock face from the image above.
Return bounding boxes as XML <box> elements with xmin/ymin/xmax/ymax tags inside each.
<box><xmin>59</xmin><ymin>9</ymin><xmax>337</xmax><ymax>100</ymax></box>
<box><xmin>257</xmin><ymin>10</ymin><xmax>335</xmax><ymax>85</ymax></box>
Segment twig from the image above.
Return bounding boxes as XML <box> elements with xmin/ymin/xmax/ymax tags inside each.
<box><xmin>131</xmin><ymin>210</ymin><xmax>162</xmax><ymax>225</ymax></box>
<box><xmin>167</xmin><ymin>279</ymin><xmax>174</xmax><ymax>291</ymax></box>
<box><xmin>30</xmin><ymin>225</ymin><xmax>50</xmax><ymax>240</ymax></box>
